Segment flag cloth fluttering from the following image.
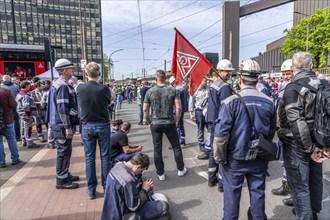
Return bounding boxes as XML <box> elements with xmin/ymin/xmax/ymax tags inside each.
<box><xmin>171</xmin><ymin>28</ymin><xmax>212</xmax><ymax>95</ymax></box>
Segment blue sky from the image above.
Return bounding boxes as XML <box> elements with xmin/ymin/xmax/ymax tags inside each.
<box><xmin>101</xmin><ymin>0</ymin><xmax>294</xmax><ymax>80</ymax></box>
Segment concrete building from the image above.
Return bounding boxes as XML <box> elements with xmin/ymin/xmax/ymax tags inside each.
<box><xmin>0</xmin><ymin>0</ymin><xmax>102</xmax><ymax>78</ymax></box>
<box><xmin>251</xmin><ymin>0</ymin><xmax>329</xmax><ymax>73</ymax></box>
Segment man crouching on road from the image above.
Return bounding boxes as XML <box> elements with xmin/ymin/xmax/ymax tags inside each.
<box><xmin>101</xmin><ymin>153</ymin><xmax>169</xmax><ymax>220</ymax></box>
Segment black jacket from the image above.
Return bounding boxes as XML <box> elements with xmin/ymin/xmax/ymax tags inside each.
<box><xmin>278</xmin><ymin>70</ymin><xmax>322</xmax><ymax>153</ymax></box>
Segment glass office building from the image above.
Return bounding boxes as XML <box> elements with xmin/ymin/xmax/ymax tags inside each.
<box><xmin>0</xmin><ymin>0</ymin><xmax>102</xmax><ymax>77</ymax></box>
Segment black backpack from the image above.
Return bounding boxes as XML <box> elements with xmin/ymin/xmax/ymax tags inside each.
<box><xmin>297</xmin><ymin>81</ymin><xmax>330</xmax><ymax>147</ymax></box>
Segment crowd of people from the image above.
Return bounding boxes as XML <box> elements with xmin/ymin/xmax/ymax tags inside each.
<box><xmin>1</xmin><ymin>51</ymin><xmax>330</xmax><ymax>219</ymax></box>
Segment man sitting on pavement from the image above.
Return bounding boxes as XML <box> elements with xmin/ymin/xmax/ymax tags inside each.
<box><xmin>102</xmin><ymin>153</ymin><xmax>169</xmax><ymax>220</ymax></box>
<box><xmin>111</xmin><ymin>119</ymin><xmax>123</xmax><ymax>135</ymax></box>
<box><xmin>110</xmin><ymin>121</ymin><xmax>143</xmax><ymax>164</ymax></box>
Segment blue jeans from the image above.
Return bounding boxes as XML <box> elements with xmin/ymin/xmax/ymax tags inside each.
<box><xmin>116</xmin><ymin>95</ymin><xmax>123</xmax><ymax>109</ymax></box>
<box><xmin>284</xmin><ymin>145</ymin><xmax>323</xmax><ymax>219</ymax></box>
<box><xmin>195</xmin><ymin>110</ymin><xmax>206</xmax><ymax>149</ymax></box>
<box><xmin>0</xmin><ymin>123</ymin><xmax>19</xmax><ymax>164</ymax></box>
<box><xmin>150</xmin><ymin>123</ymin><xmax>185</xmax><ymax>175</ymax></box>
<box><xmin>108</xmin><ymin>104</ymin><xmax>114</xmax><ymax>120</ymax></box>
<box><xmin>82</xmin><ymin>122</ymin><xmax>112</xmax><ymax>193</ymax></box>
<box><xmin>127</xmin><ymin>93</ymin><xmax>132</xmax><ymax>104</ymax></box>
<box><xmin>138</xmin><ymin>104</ymin><xmax>143</xmax><ymax>123</ymax></box>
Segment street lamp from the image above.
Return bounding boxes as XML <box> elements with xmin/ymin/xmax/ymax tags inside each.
<box><xmin>108</xmin><ymin>49</ymin><xmax>124</xmax><ymax>81</ymax></box>
<box><xmin>294</xmin><ymin>11</ymin><xmax>310</xmax><ymax>52</ymax></box>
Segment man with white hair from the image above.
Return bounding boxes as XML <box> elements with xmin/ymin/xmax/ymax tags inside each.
<box><xmin>280</xmin><ymin>52</ymin><xmax>330</xmax><ymax>219</ymax></box>
<box><xmin>46</xmin><ymin>58</ymin><xmax>80</xmax><ymax>189</ymax></box>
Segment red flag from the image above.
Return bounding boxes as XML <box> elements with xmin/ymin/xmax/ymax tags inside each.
<box><xmin>171</xmin><ymin>28</ymin><xmax>212</xmax><ymax>95</ymax></box>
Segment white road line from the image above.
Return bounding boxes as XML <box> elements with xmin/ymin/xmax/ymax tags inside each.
<box><xmin>0</xmin><ymin>148</ymin><xmax>50</xmax><ymax>201</ymax></box>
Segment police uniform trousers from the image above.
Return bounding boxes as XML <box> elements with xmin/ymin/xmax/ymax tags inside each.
<box><xmin>222</xmin><ymin>157</ymin><xmax>268</xmax><ymax>220</ymax></box>
<box><xmin>51</xmin><ymin>124</ymin><xmax>73</xmax><ymax>183</ymax></box>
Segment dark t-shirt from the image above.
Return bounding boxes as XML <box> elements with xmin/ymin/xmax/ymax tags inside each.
<box><xmin>110</xmin><ymin>130</ymin><xmax>128</xmax><ymax>158</ymax></box>
<box><xmin>144</xmin><ymin>85</ymin><xmax>179</xmax><ymax>125</ymax></box>
<box><xmin>76</xmin><ymin>81</ymin><xmax>110</xmax><ymax>123</ymax></box>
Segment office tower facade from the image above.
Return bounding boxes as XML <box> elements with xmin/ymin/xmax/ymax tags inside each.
<box><xmin>0</xmin><ymin>0</ymin><xmax>102</xmax><ymax>78</ymax></box>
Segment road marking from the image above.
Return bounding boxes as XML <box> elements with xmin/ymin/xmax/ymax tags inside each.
<box><xmin>0</xmin><ymin>148</ymin><xmax>50</xmax><ymax>201</ymax></box>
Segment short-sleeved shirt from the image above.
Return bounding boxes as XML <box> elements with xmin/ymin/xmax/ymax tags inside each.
<box><xmin>110</xmin><ymin>130</ymin><xmax>128</xmax><ymax>158</ymax></box>
<box><xmin>144</xmin><ymin>85</ymin><xmax>179</xmax><ymax>125</ymax></box>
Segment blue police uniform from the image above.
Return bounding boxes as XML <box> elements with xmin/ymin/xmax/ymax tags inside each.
<box><xmin>205</xmin><ymin>77</ymin><xmax>233</xmax><ymax>188</ymax></box>
<box><xmin>46</xmin><ymin>77</ymin><xmax>79</xmax><ymax>185</ymax></box>
<box><xmin>175</xmin><ymin>85</ymin><xmax>189</xmax><ymax>145</ymax></box>
<box><xmin>214</xmin><ymin>87</ymin><xmax>276</xmax><ymax>220</ymax></box>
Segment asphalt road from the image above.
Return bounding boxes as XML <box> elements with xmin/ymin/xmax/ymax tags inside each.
<box><xmin>1</xmin><ymin>101</ymin><xmax>329</xmax><ymax>219</ymax></box>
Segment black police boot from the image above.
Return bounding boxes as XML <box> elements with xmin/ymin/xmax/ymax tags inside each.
<box><xmin>271</xmin><ymin>181</ymin><xmax>290</xmax><ymax>196</ymax></box>
<box><xmin>56</xmin><ymin>178</ymin><xmax>79</xmax><ymax>189</ymax></box>
<box><xmin>218</xmin><ymin>180</ymin><xmax>224</xmax><ymax>193</ymax></box>
<box><xmin>247</xmin><ymin>207</ymin><xmax>267</xmax><ymax>220</ymax></box>
<box><xmin>282</xmin><ymin>196</ymin><xmax>293</xmax><ymax>206</ymax></box>
<box><xmin>68</xmin><ymin>174</ymin><xmax>80</xmax><ymax>182</ymax></box>
<box><xmin>208</xmin><ymin>175</ymin><xmax>219</xmax><ymax>187</ymax></box>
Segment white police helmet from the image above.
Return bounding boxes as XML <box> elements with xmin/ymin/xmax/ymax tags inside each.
<box><xmin>239</xmin><ymin>59</ymin><xmax>261</xmax><ymax>81</ymax></box>
<box><xmin>54</xmin><ymin>59</ymin><xmax>74</xmax><ymax>70</ymax></box>
<box><xmin>169</xmin><ymin>76</ymin><xmax>176</xmax><ymax>84</ymax></box>
<box><xmin>217</xmin><ymin>59</ymin><xmax>235</xmax><ymax>71</ymax></box>
<box><xmin>281</xmin><ymin>59</ymin><xmax>292</xmax><ymax>72</ymax></box>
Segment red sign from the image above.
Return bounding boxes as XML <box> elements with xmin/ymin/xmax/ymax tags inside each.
<box><xmin>0</xmin><ymin>60</ymin><xmax>46</xmax><ymax>80</ymax></box>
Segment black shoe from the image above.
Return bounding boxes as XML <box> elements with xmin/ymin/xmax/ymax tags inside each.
<box><xmin>283</xmin><ymin>196</ymin><xmax>293</xmax><ymax>206</ymax></box>
<box><xmin>16</xmin><ymin>138</ymin><xmax>22</xmax><ymax>142</ymax></box>
<box><xmin>12</xmin><ymin>159</ymin><xmax>21</xmax><ymax>165</ymax></box>
<box><xmin>86</xmin><ymin>190</ymin><xmax>96</xmax><ymax>200</ymax></box>
<box><xmin>68</xmin><ymin>174</ymin><xmax>80</xmax><ymax>182</ymax></box>
<box><xmin>22</xmin><ymin>141</ymin><xmax>27</xmax><ymax>147</ymax></box>
<box><xmin>218</xmin><ymin>184</ymin><xmax>224</xmax><ymax>192</ymax></box>
<box><xmin>27</xmin><ymin>143</ymin><xmax>40</xmax><ymax>149</ymax></box>
<box><xmin>271</xmin><ymin>181</ymin><xmax>290</xmax><ymax>196</ymax></box>
<box><xmin>208</xmin><ymin>179</ymin><xmax>219</xmax><ymax>187</ymax></box>
<box><xmin>197</xmin><ymin>153</ymin><xmax>209</xmax><ymax>160</ymax></box>
<box><xmin>56</xmin><ymin>181</ymin><xmax>79</xmax><ymax>189</ymax></box>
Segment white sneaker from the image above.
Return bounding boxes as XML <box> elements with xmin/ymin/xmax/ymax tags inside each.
<box><xmin>178</xmin><ymin>167</ymin><xmax>187</xmax><ymax>177</ymax></box>
<box><xmin>158</xmin><ymin>173</ymin><xmax>166</xmax><ymax>181</ymax></box>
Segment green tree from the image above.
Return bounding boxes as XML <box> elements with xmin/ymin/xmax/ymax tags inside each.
<box><xmin>102</xmin><ymin>53</ymin><xmax>110</xmax><ymax>83</ymax></box>
<box><xmin>281</xmin><ymin>7</ymin><xmax>330</xmax><ymax>68</ymax></box>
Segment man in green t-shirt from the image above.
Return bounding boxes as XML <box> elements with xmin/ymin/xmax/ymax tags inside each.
<box><xmin>143</xmin><ymin>70</ymin><xmax>187</xmax><ymax>181</ymax></box>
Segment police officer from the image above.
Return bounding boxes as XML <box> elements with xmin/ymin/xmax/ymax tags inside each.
<box><xmin>46</xmin><ymin>58</ymin><xmax>80</xmax><ymax>189</ymax></box>
<box><xmin>205</xmin><ymin>59</ymin><xmax>234</xmax><ymax>192</ymax></box>
<box><xmin>214</xmin><ymin>59</ymin><xmax>276</xmax><ymax>220</ymax></box>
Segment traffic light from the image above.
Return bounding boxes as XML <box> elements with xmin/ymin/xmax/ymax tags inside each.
<box><xmin>44</xmin><ymin>38</ymin><xmax>51</xmax><ymax>61</ymax></box>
